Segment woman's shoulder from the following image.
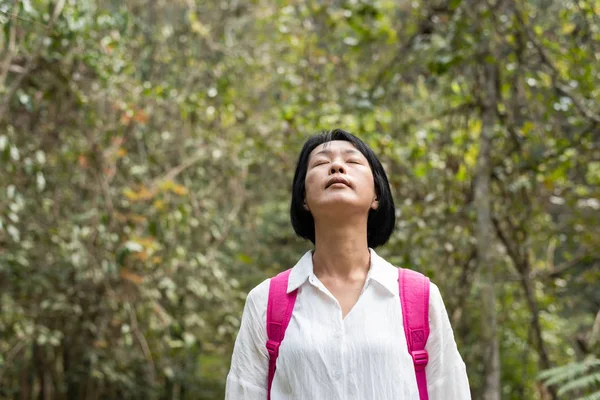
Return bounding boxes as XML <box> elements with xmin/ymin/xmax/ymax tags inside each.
<box><xmin>426</xmin><ymin>280</ymin><xmax>452</xmax><ymax>325</ymax></box>
<box><xmin>236</xmin><ymin>278</ymin><xmax>271</xmax><ymax>327</ymax></box>
<box><xmin>246</xmin><ymin>277</ymin><xmax>271</xmax><ymax>305</ymax></box>
<box><xmin>427</xmin><ymin>280</ymin><xmax>444</xmax><ymax>306</ymax></box>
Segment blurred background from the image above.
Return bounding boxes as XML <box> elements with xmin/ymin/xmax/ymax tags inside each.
<box><xmin>0</xmin><ymin>0</ymin><xmax>599</xmax><ymax>399</ymax></box>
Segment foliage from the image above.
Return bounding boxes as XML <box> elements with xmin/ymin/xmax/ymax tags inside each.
<box><xmin>538</xmin><ymin>357</ymin><xmax>600</xmax><ymax>399</ymax></box>
<box><xmin>0</xmin><ymin>0</ymin><xmax>598</xmax><ymax>399</ymax></box>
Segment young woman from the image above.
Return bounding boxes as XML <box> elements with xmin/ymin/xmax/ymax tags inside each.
<box><xmin>225</xmin><ymin>129</ymin><xmax>471</xmax><ymax>399</ymax></box>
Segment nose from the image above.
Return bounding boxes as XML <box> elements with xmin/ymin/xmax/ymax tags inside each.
<box><xmin>330</xmin><ymin>160</ymin><xmax>345</xmax><ymax>175</ymax></box>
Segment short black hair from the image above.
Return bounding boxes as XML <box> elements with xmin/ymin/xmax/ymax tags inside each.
<box><xmin>290</xmin><ymin>129</ymin><xmax>396</xmax><ymax>248</ymax></box>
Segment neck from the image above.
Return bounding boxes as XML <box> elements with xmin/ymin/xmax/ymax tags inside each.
<box><xmin>312</xmin><ymin>216</ymin><xmax>371</xmax><ymax>281</ymax></box>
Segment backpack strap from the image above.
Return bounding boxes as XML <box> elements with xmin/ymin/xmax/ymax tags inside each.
<box><xmin>266</xmin><ymin>269</ymin><xmax>297</xmax><ymax>400</ymax></box>
<box><xmin>399</xmin><ymin>268</ymin><xmax>431</xmax><ymax>400</ymax></box>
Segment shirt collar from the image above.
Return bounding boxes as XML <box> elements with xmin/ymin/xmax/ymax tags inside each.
<box><xmin>286</xmin><ymin>250</ymin><xmax>314</xmax><ymax>293</ymax></box>
<box><xmin>367</xmin><ymin>249</ymin><xmax>398</xmax><ymax>296</ymax></box>
<box><xmin>287</xmin><ymin>247</ymin><xmax>398</xmax><ymax>296</ymax></box>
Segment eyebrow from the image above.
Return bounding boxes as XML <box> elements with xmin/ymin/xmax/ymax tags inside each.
<box><xmin>314</xmin><ymin>148</ymin><xmax>362</xmax><ymax>157</ymax></box>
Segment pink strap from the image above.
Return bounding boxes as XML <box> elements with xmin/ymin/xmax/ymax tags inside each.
<box><xmin>399</xmin><ymin>268</ymin><xmax>431</xmax><ymax>400</ymax></box>
<box><xmin>266</xmin><ymin>269</ymin><xmax>297</xmax><ymax>400</ymax></box>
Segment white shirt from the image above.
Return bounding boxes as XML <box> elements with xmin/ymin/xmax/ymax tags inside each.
<box><xmin>225</xmin><ymin>248</ymin><xmax>471</xmax><ymax>400</ymax></box>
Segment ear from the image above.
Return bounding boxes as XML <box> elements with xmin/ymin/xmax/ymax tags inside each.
<box><xmin>303</xmin><ymin>200</ymin><xmax>310</xmax><ymax>211</ymax></box>
<box><xmin>371</xmin><ymin>197</ymin><xmax>379</xmax><ymax>210</ymax></box>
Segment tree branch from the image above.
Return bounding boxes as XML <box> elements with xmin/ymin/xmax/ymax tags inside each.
<box><xmin>0</xmin><ymin>0</ymin><xmax>21</xmax><ymax>88</ymax></box>
<box><xmin>0</xmin><ymin>0</ymin><xmax>67</xmax><ymax>122</ymax></box>
<box><xmin>513</xmin><ymin>0</ymin><xmax>600</xmax><ymax>124</ymax></box>
<box><xmin>367</xmin><ymin>3</ymin><xmax>456</xmax><ymax>100</ymax></box>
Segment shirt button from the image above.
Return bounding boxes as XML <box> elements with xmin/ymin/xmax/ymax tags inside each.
<box><xmin>333</xmin><ymin>370</ymin><xmax>342</xmax><ymax>380</ymax></box>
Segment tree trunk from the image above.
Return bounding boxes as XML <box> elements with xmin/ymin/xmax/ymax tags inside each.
<box><xmin>491</xmin><ymin>215</ymin><xmax>557</xmax><ymax>399</ymax></box>
<box><xmin>475</xmin><ymin>61</ymin><xmax>500</xmax><ymax>400</ymax></box>
<box><xmin>518</xmin><ymin>260</ymin><xmax>556</xmax><ymax>400</ymax></box>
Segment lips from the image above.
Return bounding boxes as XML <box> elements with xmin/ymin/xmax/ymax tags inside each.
<box><xmin>326</xmin><ymin>176</ymin><xmax>351</xmax><ymax>189</ymax></box>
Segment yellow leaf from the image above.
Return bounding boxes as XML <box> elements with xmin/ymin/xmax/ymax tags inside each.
<box><xmin>138</xmin><ymin>187</ymin><xmax>154</xmax><ymax>200</ymax></box>
<box><xmin>456</xmin><ymin>164</ymin><xmax>467</xmax><ymax>182</ymax></box>
<box><xmin>123</xmin><ymin>186</ymin><xmax>154</xmax><ymax>202</ymax></box>
<box><xmin>521</xmin><ymin>121</ymin><xmax>534</xmax><ymax>136</ymax></box>
<box><xmin>133</xmin><ymin>251</ymin><xmax>149</xmax><ymax>262</ymax></box>
<box><xmin>120</xmin><ymin>268</ymin><xmax>144</xmax><ymax>284</ymax></box>
<box><xmin>114</xmin><ymin>211</ymin><xmax>128</xmax><ymax>222</ymax></box>
<box><xmin>129</xmin><ymin>213</ymin><xmax>146</xmax><ymax>223</ymax></box>
<box><xmin>171</xmin><ymin>184</ymin><xmax>189</xmax><ymax>196</ymax></box>
<box><xmin>561</xmin><ymin>22</ymin><xmax>575</xmax><ymax>34</ymax></box>
<box><xmin>153</xmin><ymin>199</ymin><xmax>166</xmax><ymax>211</ymax></box>
<box><xmin>93</xmin><ymin>340</ymin><xmax>108</xmax><ymax>348</ymax></box>
<box><xmin>468</xmin><ymin>119</ymin><xmax>481</xmax><ymax>139</ymax></box>
<box><xmin>123</xmin><ymin>188</ymin><xmax>139</xmax><ymax>201</ymax></box>
<box><xmin>159</xmin><ymin>180</ymin><xmax>174</xmax><ymax>191</ymax></box>
<box><xmin>136</xmin><ymin>237</ymin><xmax>156</xmax><ymax>248</ymax></box>
<box><xmin>188</xmin><ymin>13</ymin><xmax>210</xmax><ymax>37</ymax></box>
<box><xmin>464</xmin><ymin>143</ymin><xmax>479</xmax><ymax>168</ymax></box>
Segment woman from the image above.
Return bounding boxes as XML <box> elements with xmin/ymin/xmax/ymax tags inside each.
<box><xmin>225</xmin><ymin>129</ymin><xmax>471</xmax><ymax>399</ymax></box>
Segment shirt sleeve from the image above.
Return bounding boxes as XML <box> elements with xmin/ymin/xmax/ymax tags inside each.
<box><xmin>225</xmin><ymin>279</ymin><xmax>270</xmax><ymax>400</ymax></box>
<box><xmin>425</xmin><ymin>282</ymin><xmax>472</xmax><ymax>400</ymax></box>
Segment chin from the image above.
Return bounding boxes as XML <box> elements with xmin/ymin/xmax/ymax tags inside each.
<box><xmin>314</xmin><ymin>199</ymin><xmax>368</xmax><ymax>215</ymax></box>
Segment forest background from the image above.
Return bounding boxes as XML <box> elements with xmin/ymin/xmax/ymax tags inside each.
<box><xmin>0</xmin><ymin>0</ymin><xmax>599</xmax><ymax>399</ymax></box>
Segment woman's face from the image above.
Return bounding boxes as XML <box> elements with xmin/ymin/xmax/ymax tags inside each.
<box><xmin>304</xmin><ymin>140</ymin><xmax>378</xmax><ymax>218</ymax></box>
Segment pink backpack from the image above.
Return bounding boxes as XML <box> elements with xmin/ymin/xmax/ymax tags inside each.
<box><xmin>265</xmin><ymin>267</ymin><xmax>430</xmax><ymax>400</ymax></box>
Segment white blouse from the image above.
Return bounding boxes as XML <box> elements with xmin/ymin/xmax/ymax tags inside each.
<box><xmin>225</xmin><ymin>248</ymin><xmax>471</xmax><ymax>400</ymax></box>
